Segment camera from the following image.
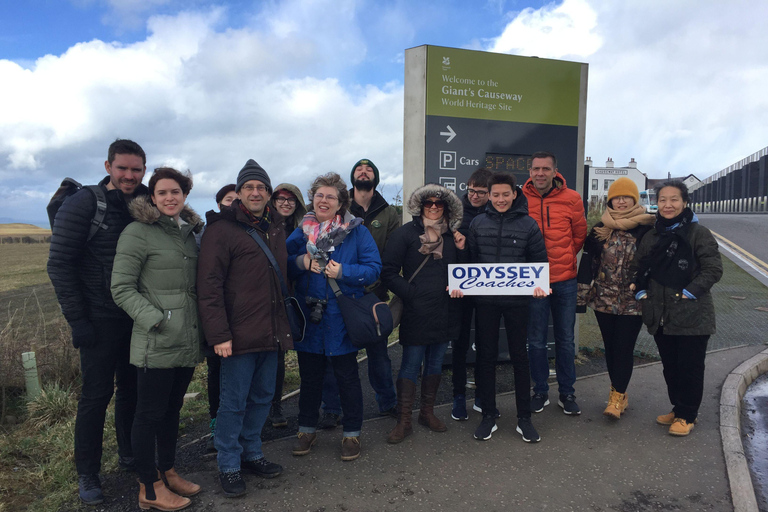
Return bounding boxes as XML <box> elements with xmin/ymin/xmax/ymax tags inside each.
<box><xmin>306</xmin><ymin>297</ymin><xmax>328</xmax><ymax>324</ymax></box>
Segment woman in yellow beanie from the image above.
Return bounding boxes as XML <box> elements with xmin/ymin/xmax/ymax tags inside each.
<box><xmin>576</xmin><ymin>177</ymin><xmax>655</xmax><ymax>419</ymax></box>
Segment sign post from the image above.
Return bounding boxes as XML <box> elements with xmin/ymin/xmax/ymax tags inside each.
<box><xmin>403</xmin><ymin>45</ymin><xmax>588</xmax><ymax>219</ymax></box>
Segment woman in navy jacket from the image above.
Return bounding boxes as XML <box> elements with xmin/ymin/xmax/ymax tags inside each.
<box><xmin>286</xmin><ymin>172</ymin><xmax>381</xmax><ymax>462</ymax></box>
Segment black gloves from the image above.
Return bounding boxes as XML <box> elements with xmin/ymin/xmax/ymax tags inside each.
<box><xmin>70</xmin><ymin>319</ymin><xmax>97</xmax><ymax>349</ymax></box>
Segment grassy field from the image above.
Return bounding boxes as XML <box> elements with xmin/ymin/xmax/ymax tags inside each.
<box><xmin>0</xmin><ymin>243</ymin><xmax>52</xmax><ymax>292</ymax></box>
<box><xmin>0</xmin><ymin>223</ymin><xmax>51</xmax><ymax>236</ymax></box>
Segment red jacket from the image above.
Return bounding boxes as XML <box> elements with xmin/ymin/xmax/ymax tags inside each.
<box><xmin>522</xmin><ymin>173</ymin><xmax>587</xmax><ymax>283</ymax></box>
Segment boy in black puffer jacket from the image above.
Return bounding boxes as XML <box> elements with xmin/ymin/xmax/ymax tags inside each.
<box><xmin>466</xmin><ymin>172</ymin><xmax>548</xmax><ymax>443</ymax></box>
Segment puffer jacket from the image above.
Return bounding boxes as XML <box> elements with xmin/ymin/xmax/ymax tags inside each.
<box><xmin>381</xmin><ymin>184</ymin><xmax>465</xmax><ymax>346</ymax></box>
<box><xmin>48</xmin><ymin>176</ymin><xmax>150</xmax><ymax>323</ymax></box>
<box><xmin>467</xmin><ymin>188</ymin><xmax>548</xmax><ymax>306</ymax></box>
<box><xmin>272</xmin><ymin>183</ymin><xmax>308</xmax><ymax>234</ymax></box>
<box><xmin>458</xmin><ymin>192</ymin><xmax>485</xmax><ymax>236</ymax></box>
<box><xmin>111</xmin><ymin>196</ymin><xmax>204</xmax><ymax>369</ymax></box>
<box><xmin>632</xmin><ymin>221</ymin><xmax>722</xmax><ymax>336</ymax></box>
<box><xmin>576</xmin><ymin>223</ymin><xmax>652</xmax><ymax>315</ymax></box>
<box><xmin>286</xmin><ymin>220</ymin><xmax>381</xmax><ymax>356</ymax></box>
<box><xmin>197</xmin><ymin>201</ymin><xmax>293</xmax><ymax>355</ymax></box>
<box><xmin>522</xmin><ymin>173</ymin><xmax>587</xmax><ymax>283</ymax></box>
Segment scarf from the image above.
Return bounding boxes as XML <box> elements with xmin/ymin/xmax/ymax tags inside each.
<box><xmin>302</xmin><ymin>210</ymin><xmax>363</xmax><ymax>262</ymax></box>
<box><xmin>635</xmin><ymin>207</ymin><xmax>696</xmax><ymax>290</ymax></box>
<box><xmin>593</xmin><ymin>203</ymin><xmax>655</xmax><ymax>241</ymax></box>
<box><xmin>239</xmin><ymin>202</ymin><xmax>272</xmax><ymax>233</ymax></box>
<box><xmin>419</xmin><ymin>216</ymin><xmax>448</xmax><ymax>259</ymax></box>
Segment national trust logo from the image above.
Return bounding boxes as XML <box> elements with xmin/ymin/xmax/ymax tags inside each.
<box><xmin>442</xmin><ymin>56</ymin><xmax>450</xmax><ymax>70</ymax></box>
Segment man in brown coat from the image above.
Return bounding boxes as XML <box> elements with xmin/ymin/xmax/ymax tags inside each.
<box><xmin>197</xmin><ymin>159</ymin><xmax>294</xmax><ymax>497</ymax></box>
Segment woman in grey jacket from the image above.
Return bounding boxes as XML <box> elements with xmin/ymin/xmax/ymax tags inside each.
<box><xmin>632</xmin><ymin>180</ymin><xmax>722</xmax><ymax>437</ymax></box>
<box><xmin>112</xmin><ymin>167</ymin><xmax>204</xmax><ymax>511</ymax></box>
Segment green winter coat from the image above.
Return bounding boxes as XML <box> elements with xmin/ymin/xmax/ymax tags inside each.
<box><xmin>111</xmin><ymin>196</ymin><xmax>204</xmax><ymax>369</ymax></box>
<box><xmin>633</xmin><ymin>221</ymin><xmax>723</xmax><ymax>336</ymax></box>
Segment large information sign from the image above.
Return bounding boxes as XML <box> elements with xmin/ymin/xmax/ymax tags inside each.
<box><xmin>403</xmin><ymin>45</ymin><xmax>588</xmax><ymax>210</ymax></box>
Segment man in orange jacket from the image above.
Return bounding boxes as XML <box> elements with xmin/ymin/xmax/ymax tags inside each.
<box><xmin>522</xmin><ymin>151</ymin><xmax>587</xmax><ymax>415</ymax></box>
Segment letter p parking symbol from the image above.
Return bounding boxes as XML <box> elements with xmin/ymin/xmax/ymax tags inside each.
<box><xmin>440</xmin><ymin>151</ymin><xmax>457</xmax><ymax>170</ymax></box>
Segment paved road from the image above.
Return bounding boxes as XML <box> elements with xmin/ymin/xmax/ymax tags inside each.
<box><xmin>698</xmin><ymin>213</ymin><xmax>768</xmax><ymax>263</ymax></box>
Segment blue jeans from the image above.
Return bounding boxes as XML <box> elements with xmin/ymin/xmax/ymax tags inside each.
<box><xmin>298</xmin><ymin>351</ymin><xmax>363</xmax><ymax>437</ymax></box>
<box><xmin>398</xmin><ymin>343</ymin><xmax>449</xmax><ymax>384</ymax></box>
<box><xmin>215</xmin><ymin>351</ymin><xmax>277</xmax><ymax>472</ymax></box>
<box><xmin>528</xmin><ymin>278</ymin><xmax>577</xmax><ymax>396</ymax></box>
<box><xmin>320</xmin><ymin>360</ymin><xmax>341</xmax><ymax>415</ymax></box>
<box><xmin>321</xmin><ymin>341</ymin><xmax>396</xmax><ymax>414</ymax></box>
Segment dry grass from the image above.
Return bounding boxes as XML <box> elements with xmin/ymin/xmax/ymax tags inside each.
<box><xmin>0</xmin><ymin>244</ymin><xmax>52</xmax><ymax>292</ymax></box>
<box><xmin>0</xmin><ymin>224</ymin><xmax>51</xmax><ymax>237</ymax></box>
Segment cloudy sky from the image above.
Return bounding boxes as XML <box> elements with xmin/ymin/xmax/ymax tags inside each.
<box><xmin>1</xmin><ymin>0</ymin><xmax>766</xmax><ymax>225</ymax></box>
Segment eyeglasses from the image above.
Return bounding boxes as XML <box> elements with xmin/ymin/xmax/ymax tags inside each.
<box><xmin>274</xmin><ymin>197</ymin><xmax>297</xmax><ymax>205</ymax></box>
<box><xmin>467</xmin><ymin>188</ymin><xmax>488</xmax><ymax>197</ymax></box>
<box><xmin>314</xmin><ymin>193</ymin><xmax>338</xmax><ymax>202</ymax></box>
<box><xmin>241</xmin><ymin>184</ymin><xmax>268</xmax><ymax>193</ymax></box>
<box><xmin>424</xmin><ymin>200</ymin><xmax>445</xmax><ymax>210</ymax></box>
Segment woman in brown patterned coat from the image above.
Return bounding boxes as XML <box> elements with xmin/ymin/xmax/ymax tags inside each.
<box><xmin>577</xmin><ymin>178</ymin><xmax>654</xmax><ymax>419</ymax></box>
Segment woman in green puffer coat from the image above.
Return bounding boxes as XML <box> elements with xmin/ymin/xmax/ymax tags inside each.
<box><xmin>112</xmin><ymin>167</ymin><xmax>204</xmax><ymax>511</ymax></box>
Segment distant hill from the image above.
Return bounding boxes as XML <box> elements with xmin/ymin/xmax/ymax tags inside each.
<box><xmin>0</xmin><ymin>223</ymin><xmax>52</xmax><ymax>236</ymax></box>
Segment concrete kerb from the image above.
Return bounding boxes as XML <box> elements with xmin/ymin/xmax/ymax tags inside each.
<box><xmin>720</xmin><ymin>346</ymin><xmax>768</xmax><ymax>512</ymax></box>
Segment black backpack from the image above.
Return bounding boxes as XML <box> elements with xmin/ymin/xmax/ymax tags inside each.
<box><xmin>47</xmin><ymin>178</ymin><xmax>109</xmax><ymax>242</ymax></box>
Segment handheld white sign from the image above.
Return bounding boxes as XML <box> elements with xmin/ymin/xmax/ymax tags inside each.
<box><xmin>448</xmin><ymin>263</ymin><xmax>549</xmax><ymax>296</ymax></box>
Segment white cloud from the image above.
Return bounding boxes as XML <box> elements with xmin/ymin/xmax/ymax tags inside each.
<box><xmin>486</xmin><ymin>0</ymin><xmax>768</xmax><ymax>178</ymax></box>
<box><xmin>488</xmin><ymin>0</ymin><xmax>602</xmax><ymax>59</ymax></box>
<box><xmin>0</xmin><ymin>2</ymin><xmax>403</xmax><ymax>223</ymax></box>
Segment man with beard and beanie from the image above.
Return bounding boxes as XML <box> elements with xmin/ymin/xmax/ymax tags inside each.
<box><xmin>197</xmin><ymin>159</ymin><xmax>293</xmax><ymax>497</ymax></box>
<box><xmin>316</xmin><ymin>158</ymin><xmax>400</xmax><ymax>429</ymax></box>
<box><xmin>48</xmin><ymin>139</ymin><xmax>148</xmax><ymax>505</ymax></box>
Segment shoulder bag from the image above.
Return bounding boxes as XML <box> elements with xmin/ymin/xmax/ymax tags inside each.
<box><xmin>241</xmin><ymin>224</ymin><xmax>306</xmax><ymax>342</ymax></box>
<box><xmin>328</xmin><ymin>277</ymin><xmax>393</xmax><ymax>348</ymax></box>
<box><xmin>388</xmin><ymin>254</ymin><xmax>431</xmax><ymax>327</ymax></box>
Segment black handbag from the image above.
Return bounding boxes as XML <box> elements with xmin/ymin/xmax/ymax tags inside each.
<box><xmin>241</xmin><ymin>224</ymin><xmax>306</xmax><ymax>342</ymax></box>
<box><xmin>328</xmin><ymin>278</ymin><xmax>393</xmax><ymax>348</ymax></box>
<box><xmin>388</xmin><ymin>254</ymin><xmax>431</xmax><ymax>327</ymax></box>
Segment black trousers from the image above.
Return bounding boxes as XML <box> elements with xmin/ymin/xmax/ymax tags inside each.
<box><xmin>297</xmin><ymin>351</ymin><xmax>363</xmax><ymax>434</ymax></box>
<box><xmin>452</xmin><ymin>298</ymin><xmax>477</xmax><ymax>396</ymax></box>
<box><xmin>273</xmin><ymin>349</ymin><xmax>285</xmax><ymax>404</ymax></box>
<box><xmin>74</xmin><ymin>317</ymin><xmax>136</xmax><ymax>476</ymax></box>
<box><xmin>206</xmin><ymin>355</ymin><xmax>221</xmax><ymax>419</ymax></box>
<box><xmin>132</xmin><ymin>366</ymin><xmax>195</xmax><ymax>486</ymax></box>
<box><xmin>475</xmin><ymin>303</ymin><xmax>531</xmax><ymax>418</ymax></box>
<box><xmin>594</xmin><ymin>311</ymin><xmax>644</xmax><ymax>393</ymax></box>
<box><xmin>654</xmin><ymin>327</ymin><xmax>709</xmax><ymax>422</ymax></box>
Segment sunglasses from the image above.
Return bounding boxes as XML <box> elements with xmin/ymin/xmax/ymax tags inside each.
<box><xmin>424</xmin><ymin>200</ymin><xmax>445</xmax><ymax>209</ymax></box>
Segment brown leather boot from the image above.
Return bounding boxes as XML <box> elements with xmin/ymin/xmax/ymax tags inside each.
<box><xmin>387</xmin><ymin>379</ymin><xmax>416</xmax><ymax>444</ymax></box>
<box><xmin>160</xmin><ymin>468</ymin><xmax>201</xmax><ymax>497</ymax></box>
<box><xmin>417</xmin><ymin>374</ymin><xmax>447</xmax><ymax>432</ymax></box>
<box><xmin>138</xmin><ymin>479</ymin><xmax>191</xmax><ymax>511</ymax></box>
<box><xmin>603</xmin><ymin>387</ymin><xmax>628</xmax><ymax>420</ymax></box>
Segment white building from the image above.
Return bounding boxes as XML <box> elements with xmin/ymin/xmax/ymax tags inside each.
<box><xmin>585</xmin><ymin>157</ymin><xmax>647</xmax><ymax>206</ymax></box>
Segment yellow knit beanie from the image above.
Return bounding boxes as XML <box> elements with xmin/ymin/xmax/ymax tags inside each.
<box><xmin>607</xmin><ymin>177</ymin><xmax>639</xmax><ymax>205</ymax></box>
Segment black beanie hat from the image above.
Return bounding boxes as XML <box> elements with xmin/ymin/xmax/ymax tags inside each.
<box><xmin>350</xmin><ymin>159</ymin><xmax>380</xmax><ymax>188</ymax></box>
<box><xmin>236</xmin><ymin>159</ymin><xmax>272</xmax><ymax>193</ymax></box>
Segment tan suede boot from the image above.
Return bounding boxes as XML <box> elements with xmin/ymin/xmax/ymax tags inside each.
<box><xmin>417</xmin><ymin>374</ymin><xmax>447</xmax><ymax>432</ymax></box>
<box><xmin>160</xmin><ymin>468</ymin><xmax>201</xmax><ymax>497</ymax></box>
<box><xmin>603</xmin><ymin>387</ymin><xmax>628</xmax><ymax>419</ymax></box>
<box><xmin>138</xmin><ymin>479</ymin><xmax>191</xmax><ymax>511</ymax></box>
<box><xmin>387</xmin><ymin>379</ymin><xmax>416</xmax><ymax>443</ymax></box>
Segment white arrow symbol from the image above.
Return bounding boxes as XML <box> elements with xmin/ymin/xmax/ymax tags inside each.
<box><xmin>440</xmin><ymin>125</ymin><xmax>456</xmax><ymax>143</ymax></box>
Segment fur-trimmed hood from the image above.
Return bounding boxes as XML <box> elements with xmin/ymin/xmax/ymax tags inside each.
<box><xmin>407</xmin><ymin>183</ymin><xmax>463</xmax><ymax>232</ymax></box>
<box><xmin>128</xmin><ymin>195</ymin><xmax>204</xmax><ymax>233</ymax></box>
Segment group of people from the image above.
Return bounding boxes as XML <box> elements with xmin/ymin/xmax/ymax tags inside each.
<box><xmin>47</xmin><ymin>140</ymin><xmax>722</xmax><ymax>510</ymax></box>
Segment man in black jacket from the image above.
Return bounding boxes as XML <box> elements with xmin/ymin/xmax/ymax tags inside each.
<box><xmin>47</xmin><ymin>139</ymin><xmax>148</xmax><ymax>505</ymax></box>
<box><xmin>465</xmin><ymin>172</ymin><xmax>548</xmax><ymax>443</ymax></box>
<box><xmin>451</xmin><ymin>168</ymin><xmax>492</xmax><ymax>421</ymax></box>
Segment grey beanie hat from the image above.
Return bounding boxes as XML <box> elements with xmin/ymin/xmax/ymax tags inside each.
<box><xmin>236</xmin><ymin>159</ymin><xmax>272</xmax><ymax>193</ymax></box>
